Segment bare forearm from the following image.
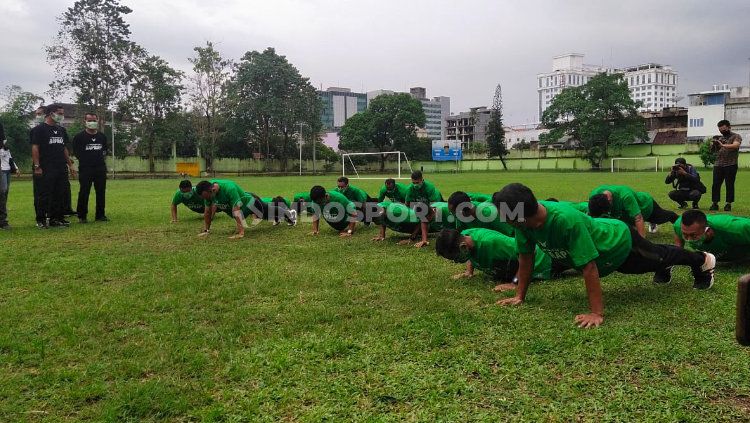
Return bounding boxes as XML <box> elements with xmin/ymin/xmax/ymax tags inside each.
<box><xmin>635</xmin><ymin>216</ymin><xmax>646</xmax><ymax>237</ymax></box>
<box><xmin>582</xmin><ymin>262</ymin><xmax>604</xmax><ymax>316</ymax></box>
<box><xmin>171</xmin><ymin>205</ymin><xmax>177</xmax><ymax>221</ymax></box>
<box><xmin>515</xmin><ymin>253</ymin><xmax>534</xmax><ymax>300</ymax></box>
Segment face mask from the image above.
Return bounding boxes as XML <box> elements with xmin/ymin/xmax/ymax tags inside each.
<box><xmin>454</xmin><ymin>247</ymin><xmax>471</xmax><ymax>263</ymax></box>
<box><xmin>686</xmin><ymin>227</ymin><xmax>709</xmax><ymax>247</ymax></box>
<box><xmin>720</xmin><ymin>130</ymin><xmax>731</xmax><ymax>137</ymax></box>
<box><xmin>336</xmin><ymin>187</ymin><xmax>346</xmax><ymax>192</ymax></box>
<box><xmin>35</xmin><ymin>115</ymin><xmax>44</xmax><ymax>123</ymax></box>
<box><xmin>182</xmin><ymin>191</ymin><xmax>193</xmax><ymax>199</ymax></box>
<box><xmin>85</xmin><ymin>121</ymin><xmax>98</xmax><ymax>130</ymax></box>
<box><xmin>52</xmin><ymin>113</ymin><xmax>64</xmax><ymax>123</ymax></box>
<box><xmin>413</xmin><ymin>182</ymin><xmax>423</xmax><ymax>189</ymax></box>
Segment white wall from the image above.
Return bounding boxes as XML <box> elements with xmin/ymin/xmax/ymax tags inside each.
<box><xmin>687</xmin><ymin>105</ymin><xmax>725</xmax><ymax>139</ymax></box>
<box><xmin>345</xmin><ymin>96</ymin><xmax>358</xmax><ymax>119</ymax></box>
<box><xmin>333</xmin><ymin>95</ymin><xmax>346</xmax><ymax>128</ymax></box>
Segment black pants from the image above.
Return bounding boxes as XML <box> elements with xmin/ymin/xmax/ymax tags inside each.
<box><xmin>647</xmin><ymin>200</ymin><xmax>678</xmax><ymax>225</ymax></box>
<box><xmin>712</xmin><ymin>164</ymin><xmax>738</xmax><ymax>203</ymax></box>
<box><xmin>77</xmin><ymin>169</ymin><xmax>106</xmax><ymax>219</ymax></box>
<box><xmin>243</xmin><ymin>197</ymin><xmax>294</xmax><ymax>224</ymax></box>
<box><xmin>33</xmin><ymin>172</ymin><xmax>43</xmax><ymax>223</ymax></box>
<box><xmin>617</xmin><ymin>228</ymin><xmax>705</xmax><ymax>276</ymax></box>
<box><xmin>63</xmin><ymin>169</ymin><xmax>73</xmax><ymax>213</ymax></box>
<box><xmin>668</xmin><ymin>189</ymin><xmax>702</xmax><ymax>206</ymax></box>
<box><xmin>38</xmin><ymin>167</ymin><xmax>68</xmax><ymax>222</ymax></box>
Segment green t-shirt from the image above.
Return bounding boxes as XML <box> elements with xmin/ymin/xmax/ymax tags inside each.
<box><xmin>337</xmin><ymin>185</ymin><xmax>370</xmax><ymax>204</ymax></box>
<box><xmin>376</xmin><ymin>201</ymin><xmax>445</xmax><ymax>233</ymax></box>
<box><xmin>558</xmin><ymin>201</ymin><xmax>589</xmax><ymax>214</ymax></box>
<box><xmin>589</xmin><ymin>185</ymin><xmax>654</xmax><ymax>223</ymax></box>
<box><xmin>377</xmin><ymin>183</ymin><xmax>408</xmax><ymax>203</ymax></box>
<box><xmin>313</xmin><ymin>190</ymin><xmax>357</xmax><ymax>222</ymax></box>
<box><xmin>454</xmin><ymin>201</ymin><xmax>515</xmax><ymax>237</ymax></box>
<box><xmin>673</xmin><ymin>214</ymin><xmax>750</xmax><ymax>261</ymax></box>
<box><xmin>467</xmin><ymin>192</ymin><xmax>492</xmax><ymax>203</ymax></box>
<box><xmin>514</xmin><ymin>201</ymin><xmax>632</xmax><ymax>277</ymax></box>
<box><xmin>405</xmin><ymin>180</ymin><xmax>443</xmax><ymax>203</ymax></box>
<box><xmin>206</xmin><ymin>179</ymin><xmax>247</xmax><ymax>211</ymax></box>
<box><xmin>430</xmin><ymin>202</ymin><xmax>457</xmax><ymax>231</ymax></box>
<box><xmin>293</xmin><ymin>192</ymin><xmax>316</xmax><ymax>214</ymax></box>
<box><xmin>462</xmin><ymin>228</ymin><xmax>553</xmax><ymax>280</ymax></box>
<box><xmin>171</xmin><ymin>188</ymin><xmax>204</xmax><ymax>210</ymax></box>
<box><xmin>260</xmin><ymin>196</ymin><xmax>291</xmax><ymax>207</ymax></box>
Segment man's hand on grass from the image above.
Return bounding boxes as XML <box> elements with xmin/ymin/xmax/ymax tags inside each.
<box><xmin>372</xmin><ymin>235</ymin><xmax>385</xmax><ymax>242</ymax></box>
<box><xmin>414</xmin><ymin>240</ymin><xmax>429</xmax><ymax>248</ymax></box>
<box><xmin>493</xmin><ymin>283</ymin><xmax>517</xmax><ymax>292</ymax></box>
<box><xmin>497</xmin><ymin>296</ymin><xmax>523</xmax><ymax>306</ymax></box>
<box><xmin>574</xmin><ymin>313</ymin><xmax>603</xmax><ymax>328</ymax></box>
<box><xmin>452</xmin><ymin>271</ymin><xmax>473</xmax><ymax>280</ymax></box>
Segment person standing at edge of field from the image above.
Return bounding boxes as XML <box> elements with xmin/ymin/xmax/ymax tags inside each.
<box><xmin>73</xmin><ymin>112</ymin><xmax>109</xmax><ymax>223</ymax></box>
<box><xmin>32</xmin><ymin>104</ymin><xmax>77</xmax><ymax>228</ymax></box>
<box><xmin>1</xmin><ymin>126</ymin><xmax>22</xmax><ymax>230</ymax></box>
<box><xmin>709</xmin><ymin>119</ymin><xmax>742</xmax><ymax>212</ymax></box>
<box><xmin>665</xmin><ymin>157</ymin><xmax>705</xmax><ymax>209</ymax></box>
<box><xmin>404</xmin><ymin>170</ymin><xmax>443</xmax><ymax>248</ymax></box>
<box><xmin>29</xmin><ymin>106</ymin><xmax>46</xmax><ymax>227</ymax></box>
<box><xmin>493</xmin><ymin>183</ymin><xmax>716</xmax><ymax>328</ymax></box>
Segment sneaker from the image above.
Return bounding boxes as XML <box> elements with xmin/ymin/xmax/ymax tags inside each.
<box><xmin>653</xmin><ymin>266</ymin><xmax>674</xmax><ymax>284</ymax></box>
<box><xmin>648</xmin><ymin>223</ymin><xmax>659</xmax><ymax>233</ymax></box>
<box><xmin>272</xmin><ymin>220</ymin><xmax>280</xmax><ymax>226</ymax></box>
<box><xmin>693</xmin><ymin>252</ymin><xmax>716</xmax><ymax>290</ymax></box>
<box><xmin>724</xmin><ymin>203</ymin><xmax>732</xmax><ymax>212</ymax></box>
<box><xmin>288</xmin><ymin>209</ymin><xmax>298</xmax><ymax>226</ymax></box>
<box><xmin>48</xmin><ymin>219</ymin><xmax>69</xmax><ymax>228</ymax></box>
<box><xmin>36</xmin><ymin>221</ymin><xmax>48</xmax><ymax>229</ymax></box>
<box><xmin>95</xmin><ymin>216</ymin><xmax>109</xmax><ymax>222</ymax></box>
<box><xmin>709</xmin><ymin>203</ymin><xmax>719</xmax><ymax>211</ymax></box>
<box><xmin>78</xmin><ymin>217</ymin><xmax>88</xmax><ymax>224</ymax></box>
<box><xmin>678</xmin><ymin>202</ymin><xmax>688</xmax><ymax>209</ymax></box>
<box><xmin>60</xmin><ymin>219</ymin><xmax>71</xmax><ymax>226</ymax></box>
<box><xmin>692</xmin><ymin>202</ymin><xmax>699</xmax><ymax>209</ymax></box>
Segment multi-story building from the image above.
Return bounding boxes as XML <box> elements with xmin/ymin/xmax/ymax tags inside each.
<box><xmin>504</xmin><ymin>123</ymin><xmax>548</xmax><ymax>149</ymax></box>
<box><xmin>367</xmin><ymin>87</ymin><xmax>450</xmax><ymax>141</ymax></box>
<box><xmin>688</xmin><ymin>85</ymin><xmax>750</xmax><ymax>146</ymax></box>
<box><xmin>537</xmin><ymin>53</ymin><xmax>679</xmax><ymax>118</ymax></box>
<box><xmin>318</xmin><ymin>87</ymin><xmax>367</xmax><ymax>131</ymax></box>
<box><xmin>445</xmin><ymin>106</ymin><xmax>492</xmax><ymax>149</ymax></box>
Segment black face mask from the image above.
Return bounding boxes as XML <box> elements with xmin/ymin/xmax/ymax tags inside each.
<box><xmin>720</xmin><ymin>129</ymin><xmax>731</xmax><ymax>137</ymax></box>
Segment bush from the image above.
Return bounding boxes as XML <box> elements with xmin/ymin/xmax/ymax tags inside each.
<box><xmin>698</xmin><ymin>138</ymin><xmax>716</xmax><ymax>168</ymax></box>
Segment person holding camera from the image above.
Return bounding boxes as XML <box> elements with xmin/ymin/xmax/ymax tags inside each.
<box><xmin>666</xmin><ymin>157</ymin><xmax>706</xmax><ymax>209</ymax></box>
<box><xmin>709</xmin><ymin>120</ymin><xmax>742</xmax><ymax>212</ymax></box>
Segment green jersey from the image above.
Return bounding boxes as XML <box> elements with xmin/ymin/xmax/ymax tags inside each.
<box><xmin>207</xmin><ymin>179</ymin><xmax>247</xmax><ymax>212</ymax></box>
<box><xmin>515</xmin><ymin>201</ymin><xmax>632</xmax><ymax>277</ymax></box>
<box><xmin>589</xmin><ymin>185</ymin><xmax>654</xmax><ymax>223</ymax></box>
<box><xmin>674</xmin><ymin>214</ymin><xmax>750</xmax><ymax>261</ymax></box>
<box><xmin>377</xmin><ymin>182</ymin><xmax>408</xmax><ymax>203</ymax></box>
<box><xmin>405</xmin><ymin>179</ymin><xmax>443</xmax><ymax>204</ymax></box>
<box><xmin>376</xmin><ymin>201</ymin><xmax>445</xmax><ymax>233</ymax></box>
<box><xmin>467</xmin><ymin>192</ymin><xmax>492</xmax><ymax>203</ymax></box>
<box><xmin>454</xmin><ymin>201</ymin><xmax>515</xmax><ymax>237</ymax></box>
<box><xmin>259</xmin><ymin>196</ymin><xmax>291</xmax><ymax>207</ymax></box>
<box><xmin>171</xmin><ymin>188</ymin><xmax>204</xmax><ymax>211</ymax></box>
<box><xmin>558</xmin><ymin>201</ymin><xmax>589</xmax><ymax>214</ymax></box>
<box><xmin>462</xmin><ymin>228</ymin><xmax>553</xmax><ymax>280</ymax></box>
<box><xmin>337</xmin><ymin>185</ymin><xmax>370</xmax><ymax>204</ymax></box>
<box><xmin>293</xmin><ymin>192</ymin><xmax>316</xmax><ymax>214</ymax></box>
<box><xmin>314</xmin><ymin>190</ymin><xmax>357</xmax><ymax>222</ymax></box>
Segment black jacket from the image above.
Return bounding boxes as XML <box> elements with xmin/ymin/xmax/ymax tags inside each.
<box><xmin>665</xmin><ymin>164</ymin><xmax>706</xmax><ymax>193</ymax></box>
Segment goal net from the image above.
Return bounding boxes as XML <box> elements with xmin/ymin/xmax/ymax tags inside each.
<box><xmin>610</xmin><ymin>157</ymin><xmax>660</xmax><ymax>172</ymax></box>
<box><xmin>341</xmin><ymin>151</ymin><xmax>413</xmax><ymax>180</ymax></box>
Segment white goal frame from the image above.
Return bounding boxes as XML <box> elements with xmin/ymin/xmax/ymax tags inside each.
<box><xmin>341</xmin><ymin>151</ymin><xmax>413</xmax><ymax>180</ymax></box>
<box><xmin>610</xmin><ymin>157</ymin><xmax>660</xmax><ymax>173</ymax></box>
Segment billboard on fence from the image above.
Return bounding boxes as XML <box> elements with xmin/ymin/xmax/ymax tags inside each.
<box><xmin>432</xmin><ymin>139</ymin><xmax>462</xmax><ymax>161</ymax></box>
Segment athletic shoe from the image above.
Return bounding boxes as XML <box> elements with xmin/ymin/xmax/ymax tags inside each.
<box><xmin>678</xmin><ymin>202</ymin><xmax>688</xmax><ymax>209</ymax></box>
<box><xmin>648</xmin><ymin>223</ymin><xmax>658</xmax><ymax>233</ymax></box>
<box><xmin>48</xmin><ymin>219</ymin><xmax>69</xmax><ymax>228</ymax></box>
<box><xmin>653</xmin><ymin>266</ymin><xmax>674</xmax><ymax>284</ymax></box>
<box><xmin>95</xmin><ymin>216</ymin><xmax>109</xmax><ymax>222</ymax></box>
<box><xmin>36</xmin><ymin>221</ymin><xmax>48</xmax><ymax>229</ymax></box>
<box><xmin>724</xmin><ymin>203</ymin><xmax>732</xmax><ymax>212</ymax></box>
<box><xmin>272</xmin><ymin>220</ymin><xmax>280</xmax><ymax>226</ymax></box>
<box><xmin>288</xmin><ymin>209</ymin><xmax>298</xmax><ymax>226</ymax></box>
<box><xmin>60</xmin><ymin>219</ymin><xmax>71</xmax><ymax>225</ymax></box>
<box><xmin>709</xmin><ymin>203</ymin><xmax>719</xmax><ymax>211</ymax></box>
<box><xmin>693</xmin><ymin>252</ymin><xmax>716</xmax><ymax>290</ymax></box>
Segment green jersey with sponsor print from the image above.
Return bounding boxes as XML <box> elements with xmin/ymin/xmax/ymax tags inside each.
<box><xmin>462</xmin><ymin>228</ymin><xmax>553</xmax><ymax>280</ymax></box>
<box><xmin>454</xmin><ymin>201</ymin><xmax>515</xmax><ymax>237</ymax></box>
<box><xmin>337</xmin><ymin>185</ymin><xmax>370</xmax><ymax>204</ymax></box>
<box><xmin>206</xmin><ymin>179</ymin><xmax>247</xmax><ymax>212</ymax></box>
<box><xmin>674</xmin><ymin>214</ymin><xmax>750</xmax><ymax>261</ymax></box>
<box><xmin>171</xmin><ymin>188</ymin><xmax>204</xmax><ymax>210</ymax></box>
<box><xmin>405</xmin><ymin>179</ymin><xmax>442</xmax><ymax>203</ymax></box>
<box><xmin>377</xmin><ymin>182</ymin><xmax>408</xmax><ymax>203</ymax></box>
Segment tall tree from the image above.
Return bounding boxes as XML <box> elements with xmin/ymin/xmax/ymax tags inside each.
<box><xmin>339</xmin><ymin>93</ymin><xmax>426</xmax><ymax>171</ymax></box>
<box><xmin>0</xmin><ymin>86</ymin><xmax>44</xmax><ymax>165</ymax></box>
<box><xmin>188</xmin><ymin>41</ymin><xmax>232</xmax><ymax>171</ymax></box>
<box><xmin>540</xmin><ymin>72</ymin><xmax>648</xmax><ymax>169</ymax></box>
<box><xmin>225</xmin><ymin>48</ymin><xmax>321</xmax><ymax>170</ymax></box>
<box><xmin>46</xmin><ymin>0</ymin><xmax>139</xmax><ymax>126</ymax></box>
<box><xmin>486</xmin><ymin>84</ymin><xmax>508</xmax><ymax>169</ymax></box>
<box><xmin>121</xmin><ymin>54</ymin><xmax>184</xmax><ymax>172</ymax></box>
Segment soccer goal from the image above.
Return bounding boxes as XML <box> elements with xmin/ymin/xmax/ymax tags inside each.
<box><xmin>341</xmin><ymin>151</ymin><xmax>413</xmax><ymax>180</ymax></box>
<box><xmin>610</xmin><ymin>157</ymin><xmax>661</xmax><ymax>173</ymax></box>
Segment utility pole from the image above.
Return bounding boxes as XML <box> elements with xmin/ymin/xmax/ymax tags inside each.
<box><xmin>299</xmin><ymin>122</ymin><xmax>303</xmax><ymax>176</ymax></box>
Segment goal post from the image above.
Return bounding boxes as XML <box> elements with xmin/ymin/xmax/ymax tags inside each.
<box><xmin>341</xmin><ymin>151</ymin><xmax>413</xmax><ymax>180</ymax></box>
<box><xmin>610</xmin><ymin>157</ymin><xmax>660</xmax><ymax>173</ymax></box>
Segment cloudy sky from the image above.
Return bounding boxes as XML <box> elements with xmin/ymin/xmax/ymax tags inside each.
<box><xmin>1</xmin><ymin>0</ymin><xmax>749</xmax><ymax>125</ymax></box>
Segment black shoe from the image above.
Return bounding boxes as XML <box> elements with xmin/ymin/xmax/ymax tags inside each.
<box><xmin>692</xmin><ymin>202</ymin><xmax>699</xmax><ymax>209</ymax></box>
<box><xmin>653</xmin><ymin>266</ymin><xmax>674</xmax><ymax>284</ymax></box>
<box><xmin>0</xmin><ymin>223</ymin><xmax>10</xmax><ymax>231</ymax></box>
<box><xmin>709</xmin><ymin>203</ymin><xmax>719</xmax><ymax>211</ymax></box>
<box><xmin>95</xmin><ymin>216</ymin><xmax>109</xmax><ymax>222</ymax></box>
<box><xmin>36</xmin><ymin>221</ymin><xmax>48</xmax><ymax>229</ymax></box>
<box><xmin>78</xmin><ymin>217</ymin><xmax>88</xmax><ymax>224</ymax></box>
<box><xmin>724</xmin><ymin>203</ymin><xmax>732</xmax><ymax>212</ymax></box>
<box><xmin>64</xmin><ymin>210</ymin><xmax>77</xmax><ymax>216</ymax></box>
<box><xmin>48</xmin><ymin>219</ymin><xmax>70</xmax><ymax>228</ymax></box>
<box><xmin>677</xmin><ymin>202</ymin><xmax>688</xmax><ymax>209</ymax></box>
<box><xmin>692</xmin><ymin>253</ymin><xmax>716</xmax><ymax>290</ymax></box>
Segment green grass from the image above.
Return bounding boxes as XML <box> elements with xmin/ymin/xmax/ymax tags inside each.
<box><xmin>1</xmin><ymin>171</ymin><xmax>750</xmax><ymax>421</ymax></box>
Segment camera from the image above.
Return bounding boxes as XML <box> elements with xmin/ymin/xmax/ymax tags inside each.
<box><xmin>672</xmin><ymin>165</ymin><xmax>681</xmax><ymax>172</ymax></box>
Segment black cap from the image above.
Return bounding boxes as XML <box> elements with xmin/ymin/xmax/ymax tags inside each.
<box><xmin>674</xmin><ymin>157</ymin><xmax>687</xmax><ymax>165</ymax></box>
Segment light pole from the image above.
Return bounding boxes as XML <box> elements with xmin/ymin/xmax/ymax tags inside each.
<box><xmin>299</xmin><ymin>122</ymin><xmax>303</xmax><ymax>176</ymax></box>
<box><xmin>111</xmin><ymin>110</ymin><xmax>115</xmax><ymax>180</ymax></box>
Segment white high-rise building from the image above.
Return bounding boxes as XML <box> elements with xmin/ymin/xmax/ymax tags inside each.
<box><xmin>537</xmin><ymin>53</ymin><xmax>679</xmax><ymax>119</ymax></box>
<box><xmin>366</xmin><ymin>87</ymin><xmax>450</xmax><ymax>141</ymax></box>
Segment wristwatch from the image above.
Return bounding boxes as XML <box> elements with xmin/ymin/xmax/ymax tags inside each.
<box><xmin>33</xmin><ymin>164</ymin><xmax>40</xmax><ymax>169</ymax></box>
<box><xmin>347</xmin><ymin>229</ymin><xmax>353</xmax><ymax>234</ymax></box>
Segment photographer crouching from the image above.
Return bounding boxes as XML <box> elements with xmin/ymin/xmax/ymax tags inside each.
<box><xmin>665</xmin><ymin>157</ymin><xmax>706</xmax><ymax>209</ymax></box>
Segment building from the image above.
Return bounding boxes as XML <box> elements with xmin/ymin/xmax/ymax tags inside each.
<box><xmin>367</xmin><ymin>87</ymin><xmax>450</xmax><ymax>141</ymax></box>
<box><xmin>318</xmin><ymin>87</ymin><xmax>367</xmax><ymax>131</ymax></box>
<box><xmin>725</xmin><ymin>86</ymin><xmax>750</xmax><ymax>148</ymax></box>
<box><xmin>445</xmin><ymin>106</ymin><xmax>492</xmax><ymax>149</ymax></box>
<box><xmin>537</xmin><ymin>53</ymin><xmax>679</xmax><ymax>119</ymax></box>
<box><xmin>504</xmin><ymin>123</ymin><xmax>548</xmax><ymax>149</ymax></box>
<box><xmin>686</xmin><ymin>84</ymin><xmax>731</xmax><ymax>142</ymax></box>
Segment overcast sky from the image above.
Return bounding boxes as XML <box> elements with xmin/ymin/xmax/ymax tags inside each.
<box><xmin>2</xmin><ymin>0</ymin><xmax>749</xmax><ymax>125</ymax></box>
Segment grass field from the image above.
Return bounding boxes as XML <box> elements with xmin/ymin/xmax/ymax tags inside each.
<box><xmin>2</xmin><ymin>171</ymin><xmax>750</xmax><ymax>421</ymax></box>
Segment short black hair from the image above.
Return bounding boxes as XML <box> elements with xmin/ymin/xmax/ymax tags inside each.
<box><xmin>45</xmin><ymin>103</ymin><xmax>63</xmax><ymax>116</ymax></box>
<box><xmin>492</xmin><ymin>183</ymin><xmax>539</xmax><ymax>220</ymax></box>
<box><xmin>337</xmin><ymin>176</ymin><xmax>348</xmax><ymax>184</ymax></box>
<box><xmin>447</xmin><ymin>191</ymin><xmax>471</xmax><ymax>210</ymax></box>
<box><xmin>681</xmin><ymin>209</ymin><xmax>708</xmax><ymax>227</ymax></box>
<box><xmin>85</xmin><ymin>112</ymin><xmax>98</xmax><ymax>119</ymax></box>
<box><xmin>435</xmin><ymin>229</ymin><xmax>462</xmax><ymax>261</ymax></box>
<box><xmin>588</xmin><ymin>194</ymin><xmax>611</xmax><ymax>218</ymax></box>
<box><xmin>195</xmin><ymin>180</ymin><xmax>212</xmax><ymax>195</ymax></box>
<box><xmin>385</xmin><ymin>178</ymin><xmax>395</xmax><ymax>186</ymax></box>
<box><xmin>718</xmin><ymin>119</ymin><xmax>731</xmax><ymax>127</ymax></box>
<box><xmin>674</xmin><ymin>157</ymin><xmax>687</xmax><ymax>165</ymax></box>
<box><xmin>179</xmin><ymin>180</ymin><xmax>192</xmax><ymax>190</ymax></box>
<box><xmin>411</xmin><ymin>170</ymin><xmax>423</xmax><ymax>180</ymax></box>
<box><xmin>545</xmin><ymin>197</ymin><xmax>559</xmax><ymax>202</ymax></box>
<box><xmin>310</xmin><ymin>185</ymin><xmax>327</xmax><ymax>202</ymax></box>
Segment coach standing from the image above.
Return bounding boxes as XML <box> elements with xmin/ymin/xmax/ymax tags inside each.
<box><xmin>73</xmin><ymin>112</ymin><xmax>108</xmax><ymax>223</ymax></box>
<box><xmin>709</xmin><ymin>119</ymin><xmax>742</xmax><ymax>212</ymax></box>
<box><xmin>31</xmin><ymin>104</ymin><xmax>77</xmax><ymax>228</ymax></box>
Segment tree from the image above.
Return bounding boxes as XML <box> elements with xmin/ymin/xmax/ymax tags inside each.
<box><xmin>540</xmin><ymin>73</ymin><xmax>647</xmax><ymax>169</ymax></box>
<box><xmin>225</xmin><ymin>48</ymin><xmax>322</xmax><ymax>170</ymax></box>
<box><xmin>188</xmin><ymin>41</ymin><xmax>232</xmax><ymax>170</ymax></box>
<box><xmin>698</xmin><ymin>137</ymin><xmax>717</xmax><ymax>168</ymax></box>
<box><xmin>46</xmin><ymin>0</ymin><xmax>139</xmax><ymax>127</ymax></box>
<box><xmin>121</xmin><ymin>54</ymin><xmax>184</xmax><ymax>172</ymax></box>
<box><xmin>0</xmin><ymin>86</ymin><xmax>44</xmax><ymax>167</ymax></box>
<box><xmin>486</xmin><ymin>84</ymin><xmax>509</xmax><ymax>169</ymax></box>
<box><xmin>339</xmin><ymin>93</ymin><xmax>426</xmax><ymax>171</ymax></box>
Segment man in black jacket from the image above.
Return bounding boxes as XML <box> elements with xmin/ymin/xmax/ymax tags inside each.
<box><xmin>73</xmin><ymin>112</ymin><xmax>108</xmax><ymax>223</ymax></box>
<box><xmin>665</xmin><ymin>157</ymin><xmax>705</xmax><ymax>209</ymax></box>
